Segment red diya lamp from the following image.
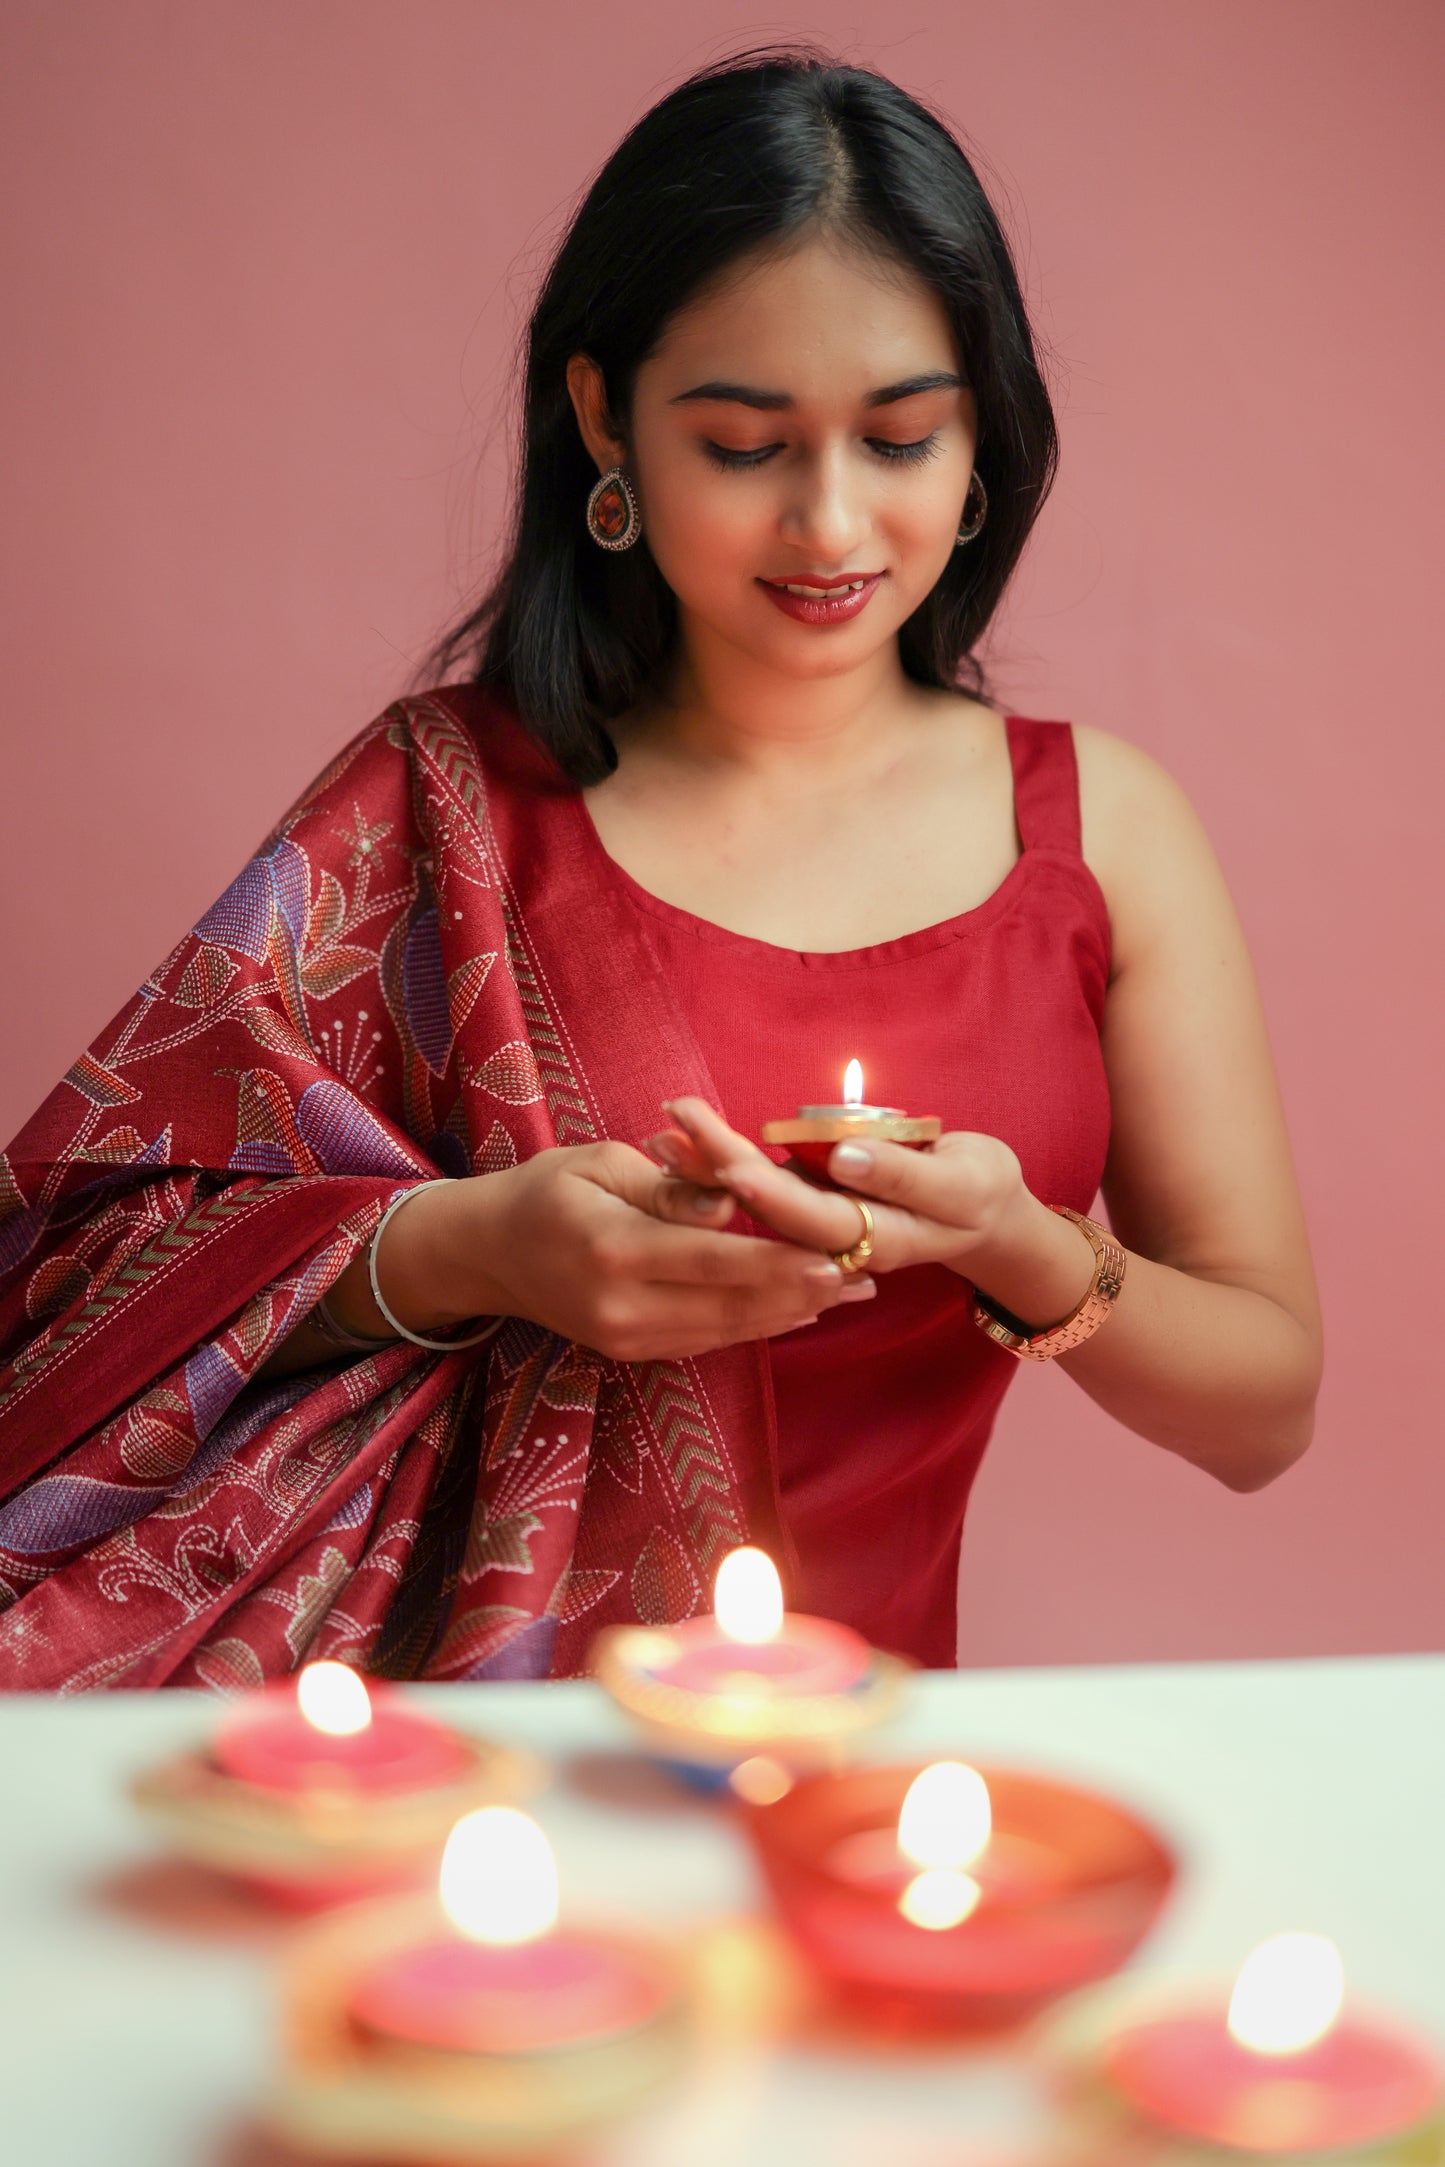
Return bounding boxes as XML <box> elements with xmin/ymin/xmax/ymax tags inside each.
<box><xmin>269</xmin><ymin>1805</ymin><xmax>690</xmax><ymax>2160</ymax></box>
<box><xmin>592</xmin><ymin>1546</ymin><xmax>909</xmax><ymax>1780</ymax></box>
<box><xmin>742</xmin><ymin>1758</ymin><xmax>1176</xmax><ymax>2029</ymax></box>
<box><xmin>132</xmin><ymin>1661</ymin><xmax>538</xmax><ymax>1907</ymax></box>
<box><xmin>1081</xmin><ymin>1933</ymin><xmax>1443</xmax><ymax>2156</ymax></box>
<box><xmin>762</xmin><ymin>1057</ymin><xmax>941</xmax><ymax>1181</ymax></box>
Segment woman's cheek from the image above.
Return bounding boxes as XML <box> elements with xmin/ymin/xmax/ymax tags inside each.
<box><xmin>644</xmin><ymin>480</ymin><xmax>767</xmax><ymax>612</ymax></box>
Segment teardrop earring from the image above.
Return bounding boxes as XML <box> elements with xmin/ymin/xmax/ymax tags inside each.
<box><xmin>586</xmin><ymin>466</ymin><xmax>642</xmax><ymax>552</ymax></box>
<box><xmin>955</xmin><ymin>470</ymin><xmax>988</xmax><ymax>546</ymax></box>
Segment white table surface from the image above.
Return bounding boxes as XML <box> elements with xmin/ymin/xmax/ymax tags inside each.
<box><xmin>1</xmin><ymin>1656</ymin><xmax>1441</xmax><ymax>2166</ymax></box>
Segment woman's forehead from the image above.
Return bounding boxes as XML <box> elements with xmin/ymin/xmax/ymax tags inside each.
<box><xmin>641</xmin><ymin>236</ymin><xmax>961</xmax><ymax>404</ymax></box>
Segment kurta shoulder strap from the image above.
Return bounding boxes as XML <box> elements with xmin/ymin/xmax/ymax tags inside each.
<box><xmin>1005</xmin><ymin>715</ymin><xmax>1082</xmax><ymax>856</ymax></box>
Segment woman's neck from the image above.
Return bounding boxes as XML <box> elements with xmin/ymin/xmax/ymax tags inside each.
<box><xmin>619</xmin><ymin>625</ymin><xmax>928</xmax><ymax>789</ymax></box>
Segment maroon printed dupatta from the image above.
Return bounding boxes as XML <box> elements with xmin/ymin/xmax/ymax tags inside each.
<box><xmin>0</xmin><ymin>688</ymin><xmax>780</xmax><ymax>1691</ymax></box>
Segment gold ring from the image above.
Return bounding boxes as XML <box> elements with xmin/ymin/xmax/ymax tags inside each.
<box><xmin>830</xmin><ymin>1196</ymin><xmax>874</xmax><ymax>1273</ymax></box>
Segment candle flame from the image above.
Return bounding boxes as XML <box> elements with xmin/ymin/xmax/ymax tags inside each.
<box><xmin>439</xmin><ymin>1807</ymin><xmax>559</xmax><ymax>1947</ymax></box>
<box><xmin>296</xmin><ymin>1660</ymin><xmax>372</xmax><ymax>1737</ymax></box>
<box><xmin>842</xmin><ymin>1058</ymin><xmax>864</xmax><ymax>1107</ymax></box>
<box><xmin>1227</xmin><ymin>1934</ymin><xmax>1345</xmax><ymax>2056</ymax></box>
<box><xmin>897</xmin><ymin>1762</ymin><xmax>992</xmax><ymax>1870</ymax></box>
<box><xmin>899</xmin><ymin>1867</ymin><xmax>982</xmax><ymax>1931</ymax></box>
<box><xmin>713</xmin><ymin>1546</ymin><xmax>784</xmax><ymax>1644</ymax></box>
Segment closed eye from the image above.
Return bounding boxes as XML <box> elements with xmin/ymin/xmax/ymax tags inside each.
<box><xmin>702</xmin><ymin>434</ymin><xmax>944</xmax><ymax>471</ymax></box>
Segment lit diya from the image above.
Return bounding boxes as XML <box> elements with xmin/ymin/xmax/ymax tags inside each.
<box><xmin>133</xmin><ymin>1661</ymin><xmax>538</xmax><ymax>1907</ymax></box>
<box><xmin>1053</xmin><ymin>1932</ymin><xmax>1443</xmax><ymax>2158</ymax></box>
<box><xmin>762</xmin><ymin>1057</ymin><xmax>941</xmax><ymax>1181</ymax></box>
<box><xmin>743</xmin><ymin>1758</ymin><xmax>1176</xmax><ymax>2028</ymax></box>
<box><xmin>592</xmin><ymin>1546</ymin><xmax>909</xmax><ymax>1778</ymax></box>
<box><xmin>269</xmin><ymin>1805</ymin><xmax>691</xmax><ymax>2160</ymax></box>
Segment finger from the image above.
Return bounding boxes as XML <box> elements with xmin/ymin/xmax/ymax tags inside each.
<box><xmin>636</xmin><ymin>1218</ymin><xmax>852</xmax><ymax>1298</ymax></box>
<box><xmin>641</xmin><ymin>1127</ymin><xmax>721</xmax><ymax>1187</ymax></box>
<box><xmin>664</xmin><ymin>1095</ymin><xmax>773</xmax><ymax>1178</ymax></box>
<box><xmin>647</xmin><ymin>1176</ymin><xmax>738</xmax><ymax>1230</ymax></box>
<box><xmin>825</xmin><ymin>1129</ymin><xmax>1019</xmax><ymax>1226</ymax></box>
<box><xmin>628</xmin><ymin>1273</ymin><xmax>876</xmax><ymax>1355</ymax></box>
<box><xmin>690</xmin><ymin>1138</ymin><xmax>897</xmax><ymax>1255</ymax></box>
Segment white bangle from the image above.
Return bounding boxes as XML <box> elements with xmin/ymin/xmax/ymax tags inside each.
<box><xmin>367</xmin><ymin>1179</ymin><xmax>503</xmax><ymax>1353</ymax></box>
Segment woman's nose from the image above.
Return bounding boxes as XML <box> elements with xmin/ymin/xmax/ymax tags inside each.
<box><xmin>778</xmin><ymin>445</ymin><xmax>867</xmax><ymax>562</ymax></box>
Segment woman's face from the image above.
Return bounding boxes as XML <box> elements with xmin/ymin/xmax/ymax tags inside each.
<box><xmin>574</xmin><ymin>236</ymin><xmax>977</xmax><ymax>685</ymax></box>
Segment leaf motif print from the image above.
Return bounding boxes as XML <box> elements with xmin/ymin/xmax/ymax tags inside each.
<box><xmin>447</xmin><ymin>952</ymin><xmax>496</xmax><ymax>1034</ymax></box>
<box><xmin>479</xmin><ymin>1121</ymin><xmax>517</xmax><ymax>1173</ymax></box>
<box><xmin>462</xmin><ymin>1510</ymin><xmax>544</xmax><ymax>1582</ymax></box>
<box><xmin>175</xmin><ymin>947</ymin><xmax>237</xmax><ymax>1010</ymax></box>
<box><xmin>64</xmin><ymin>1053</ymin><xmax>142</xmax><ymax>1109</ymax></box>
<box><xmin>24</xmin><ymin>1254</ymin><xmax>91</xmax><ymax>1320</ymax></box>
<box><xmin>299</xmin><ymin>946</ymin><xmax>377</xmax><ymax>1000</ymax></box>
<box><xmin>190</xmin><ymin>1635</ymin><xmax>266</xmax><ymax>1694</ymax></box>
<box><xmin>630</xmin><ymin>1524</ymin><xmax>700</xmax><ymax>1625</ymax></box>
<box><xmin>470</xmin><ymin>1040</ymin><xmax>544</xmax><ymax>1106</ymax></box>
<box><xmin>306</xmin><ymin>870</ymin><xmax>347</xmax><ymax>953</ymax></box>
<box><xmin>241</xmin><ymin>1007</ymin><xmax>315</xmax><ymax>1062</ymax></box>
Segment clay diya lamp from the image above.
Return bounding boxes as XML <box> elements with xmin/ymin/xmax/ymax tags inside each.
<box><xmin>762</xmin><ymin>1057</ymin><xmax>941</xmax><ymax>1182</ymax></box>
<box><xmin>591</xmin><ymin>1546</ymin><xmax>910</xmax><ymax>1786</ymax></box>
<box><xmin>133</xmin><ymin>1660</ymin><xmax>538</xmax><ymax>1907</ymax></box>
<box><xmin>1049</xmin><ymin>1932</ymin><xmax>1442</xmax><ymax>2158</ymax></box>
<box><xmin>743</xmin><ymin>1757</ymin><xmax>1176</xmax><ymax>2030</ymax></box>
<box><xmin>269</xmin><ymin>1805</ymin><xmax>691</xmax><ymax>2161</ymax></box>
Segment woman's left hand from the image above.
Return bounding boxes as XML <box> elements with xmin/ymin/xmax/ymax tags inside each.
<box><xmin>650</xmin><ymin>1095</ymin><xmax>1042</xmax><ymax>1281</ymax></box>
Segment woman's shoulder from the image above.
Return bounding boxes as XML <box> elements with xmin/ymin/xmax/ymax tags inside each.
<box><xmin>1070</xmin><ymin>721</ymin><xmax>1238</xmax><ymax>968</ymax></box>
<box><xmin>1072</xmin><ymin>720</ymin><xmax>1207</xmax><ymax>861</ymax></box>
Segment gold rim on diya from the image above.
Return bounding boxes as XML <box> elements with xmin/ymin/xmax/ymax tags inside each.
<box><xmin>761</xmin><ymin>1114</ymin><xmax>941</xmax><ymax>1147</ymax></box>
<box><xmin>268</xmin><ymin>1893</ymin><xmax>692</xmax><ymax>2162</ymax></box>
<box><xmin>592</xmin><ymin>1625</ymin><xmax>911</xmax><ymax>1763</ymax></box>
<box><xmin>132</xmin><ymin>1733</ymin><xmax>543</xmax><ymax>1891</ymax></box>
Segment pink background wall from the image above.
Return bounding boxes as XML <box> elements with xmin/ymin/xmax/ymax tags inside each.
<box><xmin>2</xmin><ymin>2</ymin><xmax>1440</xmax><ymax>1666</ymax></box>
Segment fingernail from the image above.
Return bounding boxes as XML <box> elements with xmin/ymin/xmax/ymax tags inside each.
<box><xmin>805</xmin><ymin>1262</ymin><xmax>844</xmax><ymax>1287</ymax></box>
<box><xmin>831</xmin><ymin>1143</ymin><xmax>873</xmax><ymax>1175</ymax></box>
<box><xmin>689</xmin><ymin>1189</ymin><xmax>729</xmax><ymax>1215</ymax></box>
<box><xmin>644</xmin><ymin>1131</ymin><xmax>684</xmax><ymax>1168</ymax></box>
<box><xmin>839</xmin><ymin>1276</ymin><xmax>877</xmax><ymax>1301</ymax></box>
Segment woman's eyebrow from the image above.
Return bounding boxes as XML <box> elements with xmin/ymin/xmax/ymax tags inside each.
<box><xmin>669</xmin><ymin>370</ymin><xmax>964</xmax><ymax>411</ymax></box>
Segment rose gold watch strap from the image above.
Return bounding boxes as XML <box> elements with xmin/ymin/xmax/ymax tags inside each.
<box><xmin>971</xmin><ymin>1206</ymin><xmax>1126</xmax><ymax>1362</ymax></box>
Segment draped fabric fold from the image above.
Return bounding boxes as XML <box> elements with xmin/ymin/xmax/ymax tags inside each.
<box><xmin>0</xmin><ymin>688</ymin><xmax>778</xmax><ymax>1691</ymax></box>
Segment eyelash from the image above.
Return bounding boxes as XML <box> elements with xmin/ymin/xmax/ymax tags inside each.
<box><xmin>702</xmin><ymin>433</ymin><xmax>943</xmax><ymax>471</ymax></box>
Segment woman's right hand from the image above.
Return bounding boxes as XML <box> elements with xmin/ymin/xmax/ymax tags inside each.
<box><xmin>368</xmin><ymin>1143</ymin><xmax>874</xmax><ymax>1362</ymax></box>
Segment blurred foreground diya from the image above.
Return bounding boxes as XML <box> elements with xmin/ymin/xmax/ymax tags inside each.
<box><xmin>592</xmin><ymin>1546</ymin><xmax>909</xmax><ymax>1779</ymax></box>
<box><xmin>744</xmin><ymin>1758</ymin><xmax>1176</xmax><ymax>2029</ymax></box>
<box><xmin>271</xmin><ymin>1805</ymin><xmax>690</xmax><ymax>2160</ymax></box>
<box><xmin>133</xmin><ymin>1661</ymin><xmax>537</xmax><ymax>1905</ymax></box>
<box><xmin>1049</xmin><ymin>1931</ymin><xmax>1443</xmax><ymax>2158</ymax></box>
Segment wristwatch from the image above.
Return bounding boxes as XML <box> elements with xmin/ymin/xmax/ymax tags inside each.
<box><xmin>972</xmin><ymin>1205</ymin><xmax>1126</xmax><ymax>1361</ymax></box>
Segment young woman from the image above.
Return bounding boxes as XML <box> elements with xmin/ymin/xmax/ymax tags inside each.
<box><xmin>0</xmin><ymin>53</ymin><xmax>1320</xmax><ymax>1691</ymax></box>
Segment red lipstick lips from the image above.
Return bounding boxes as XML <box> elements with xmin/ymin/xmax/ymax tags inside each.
<box><xmin>758</xmin><ymin>573</ymin><xmax>884</xmax><ymax>627</ymax></box>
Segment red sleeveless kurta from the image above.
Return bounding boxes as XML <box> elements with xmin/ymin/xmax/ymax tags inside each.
<box><xmin>579</xmin><ymin>718</ymin><xmax>1112</xmax><ymax>1666</ymax></box>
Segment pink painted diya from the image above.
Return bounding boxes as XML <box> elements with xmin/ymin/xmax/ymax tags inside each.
<box><xmin>1053</xmin><ymin>1935</ymin><xmax>1444</xmax><ymax>2158</ymax></box>
<box><xmin>133</xmin><ymin>1661</ymin><xmax>538</xmax><ymax>1907</ymax></box>
<box><xmin>762</xmin><ymin>1058</ymin><xmax>940</xmax><ymax>1180</ymax></box>
<box><xmin>269</xmin><ymin>1807</ymin><xmax>691</xmax><ymax>2160</ymax></box>
<box><xmin>592</xmin><ymin>1547</ymin><xmax>909</xmax><ymax>1773</ymax></box>
<box><xmin>743</xmin><ymin>1759</ymin><xmax>1176</xmax><ymax>2029</ymax></box>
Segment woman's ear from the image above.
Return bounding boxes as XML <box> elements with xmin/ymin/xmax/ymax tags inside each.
<box><xmin>565</xmin><ymin>354</ymin><xmax>627</xmax><ymax>475</ymax></box>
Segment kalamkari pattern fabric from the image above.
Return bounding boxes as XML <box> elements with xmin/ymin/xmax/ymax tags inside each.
<box><xmin>0</xmin><ymin>688</ymin><xmax>781</xmax><ymax>1692</ymax></box>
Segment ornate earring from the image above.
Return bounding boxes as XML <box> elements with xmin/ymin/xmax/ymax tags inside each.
<box><xmin>586</xmin><ymin>466</ymin><xmax>642</xmax><ymax>551</ymax></box>
<box><xmin>955</xmin><ymin>469</ymin><xmax>988</xmax><ymax>546</ymax></box>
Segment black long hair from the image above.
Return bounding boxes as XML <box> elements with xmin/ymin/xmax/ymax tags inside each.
<box><xmin>425</xmin><ymin>49</ymin><xmax>1058</xmax><ymax>785</ymax></box>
